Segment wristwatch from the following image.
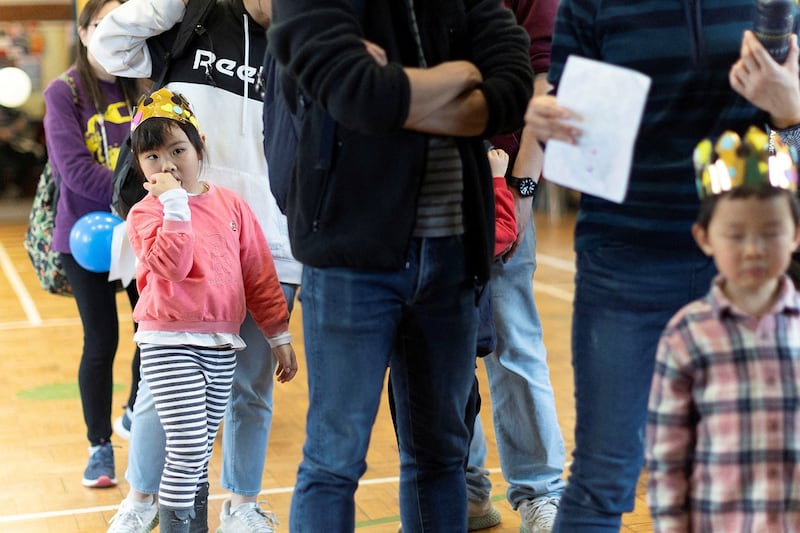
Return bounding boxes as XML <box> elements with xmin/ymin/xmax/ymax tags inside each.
<box><xmin>506</xmin><ymin>176</ymin><xmax>537</xmax><ymax>198</ymax></box>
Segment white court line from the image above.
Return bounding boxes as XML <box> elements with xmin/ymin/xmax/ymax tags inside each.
<box><xmin>534</xmin><ymin>252</ymin><xmax>575</xmax><ymax>302</ymax></box>
<box><xmin>0</xmin><ymin>242</ymin><xmax>41</xmax><ymax>325</ymax></box>
<box><xmin>0</xmin><ymin>469</ymin><xmax>508</xmax><ymax>523</ymax></box>
<box><xmin>0</xmin><ymin>314</ymin><xmax>133</xmax><ymax>331</ymax></box>
<box><xmin>533</xmin><ymin>283</ymin><xmax>574</xmax><ymax>302</ymax></box>
<box><xmin>0</xmin><ymin>465</ymin><xmax>581</xmax><ymax>524</ymax></box>
<box><xmin>536</xmin><ymin>252</ymin><xmax>575</xmax><ymax>273</ymax></box>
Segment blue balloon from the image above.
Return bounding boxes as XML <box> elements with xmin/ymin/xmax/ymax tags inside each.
<box><xmin>69</xmin><ymin>211</ymin><xmax>124</xmax><ymax>273</ymax></box>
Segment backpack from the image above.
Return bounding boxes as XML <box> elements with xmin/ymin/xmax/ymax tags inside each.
<box><xmin>110</xmin><ymin>0</ymin><xmax>215</xmax><ymax>219</ymax></box>
<box><xmin>262</xmin><ymin>0</ymin><xmax>365</xmax><ymax>215</ymax></box>
<box><xmin>24</xmin><ymin>72</ymin><xmax>78</xmax><ymax>296</ymax></box>
<box><xmin>25</xmin><ymin>161</ymin><xmax>71</xmax><ymax>295</ymax></box>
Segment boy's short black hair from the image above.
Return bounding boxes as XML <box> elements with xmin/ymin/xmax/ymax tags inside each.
<box><xmin>698</xmin><ymin>184</ymin><xmax>800</xmax><ymax>288</ymax></box>
<box><xmin>130</xmin><ymin>117</ymin><xmax>205</xmax><ymax>176</ymax></box>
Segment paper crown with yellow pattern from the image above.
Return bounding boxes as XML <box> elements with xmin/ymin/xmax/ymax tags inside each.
<box><xmin>130</xmin><ymin>87</ymin><xmax>201</xmax><ymax>133</ymax></box>
<box><xmin>693</xmin><ymin>126</ymin><xmax>798</xmax><ymax>199</ymax></box>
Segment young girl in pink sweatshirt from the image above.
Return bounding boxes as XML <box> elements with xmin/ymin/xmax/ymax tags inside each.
<box><xmin>126</xmin><ymin>87</ymin><xmax>297</xmax><ymax>533</ymax></box>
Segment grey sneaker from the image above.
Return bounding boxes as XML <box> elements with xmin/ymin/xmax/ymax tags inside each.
<box><xmin>519</xmin><ymin>496</ymin><xmax>559</xmax><ymax>533</ymax></box>
<box><xmin>106</xmin><ymin>498</ymin><xmax>158</xmax><ymax>533</ymax></box>
<box><xmin>468</xmin><ymin>498</ymin><xmax>502</xmax><ymax>530</ymax></box>
<box><xmin>397</xmin><ymin>499</ymin><xmax>501</xmax><ymax>532</ymax></box>
<box><xmin>82</xmin><ymin>442</ymin><xmax>117</xmax><ymax>488</ymax></box>
<box><xmin>215</xmin><ymin>500</ymin><xmax>279</xmax><ymax>533</ymax></box>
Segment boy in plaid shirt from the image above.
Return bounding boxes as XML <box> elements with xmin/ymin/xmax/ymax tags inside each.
<box><xmin>646</xmin><ymin>127</ymin><xmax>800</xmax><ymax>532</ymax></box>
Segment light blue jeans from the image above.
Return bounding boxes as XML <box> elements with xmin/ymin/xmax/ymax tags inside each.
<box><xmin>126</xmin><ymin>283</ymin><xmax>298</xmax><ymax>496</ymax></box>
<box><xmin>552</xmin><ymin>241</ymin><xmax>714</xmax><ymax>532</ymax></box>
<box><xmin>290</xmin><ymin>236</ymin><xmax>478</xmax><ymax>533</ymax></box>
<box><xmin>466</xmin><ymin>223</ymin><xmax>566</xmax><ymax>509</ymax></box>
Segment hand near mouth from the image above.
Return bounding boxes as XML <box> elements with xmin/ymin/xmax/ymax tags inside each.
<box><xmin>143</xmin><ymin>171</ymin><xmax>181</xmax><ymax>197</ymax></box>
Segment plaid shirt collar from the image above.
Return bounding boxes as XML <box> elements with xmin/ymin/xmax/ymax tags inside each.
<box><xmin>708</xmin><ymin>274</ymin><xmax>800</xmax><ymax>319</ymax></box>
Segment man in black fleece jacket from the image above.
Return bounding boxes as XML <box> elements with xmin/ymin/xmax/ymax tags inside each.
<box><xmin>268</xmin><ymin>1</ymin><xmax>532</xmax><ymax>531</ymax></box>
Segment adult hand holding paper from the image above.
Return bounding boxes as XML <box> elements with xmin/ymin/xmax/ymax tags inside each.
<box><xmin>541</xmin><ymin>55</ymin><xmax>651</xmax><ymax>203</ymax></box>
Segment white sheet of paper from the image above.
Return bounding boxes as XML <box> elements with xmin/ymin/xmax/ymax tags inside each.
<box><xmin>543</xmin><ymin>55</ymin><xmax>651</xmax><ymax>203</ymax></box>
<box><xmin>108</xmin><ymin>221</ymin><xmax>136</xmax><ymax>288</ymax></box>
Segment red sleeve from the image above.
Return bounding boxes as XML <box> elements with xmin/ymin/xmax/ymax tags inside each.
<box><xmin>493</xmin><ymin>177</ymin><xmax>517</xmax><ymax>258</ymax></box>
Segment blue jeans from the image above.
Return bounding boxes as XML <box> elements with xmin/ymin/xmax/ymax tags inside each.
<box><xmin>466</xmin><ymin>413</ymin><xmax>492</xmax><ymax>503</ymax></box>
<box><xmin>466</xmin><ymin>223</ymin><xmax>566</xmax><ymax>508</ymax></box>
<box><xmin>552</xmin><ymin>242</ymin><xmax>714</xmax><ymax>532</ymax></box>
<box><xmin>290</xmin><ymin>236</ymin><xmax>479</xmax><ymax>533</ymax></box>
<box><xmin>126</xmin><ymin>283</ymin><xmax>298</xmax><ymax>496</ymax></box>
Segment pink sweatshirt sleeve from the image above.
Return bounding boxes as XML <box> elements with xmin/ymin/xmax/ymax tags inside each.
<box><xmin>127</xmin><ymin>196</ymin><xmax>195</xmax><ymax>282</ymax></box>
<box><xmin>235</xmin><ymin>197</ymin><xmax>290</xmax><ymax>338</ymax></box>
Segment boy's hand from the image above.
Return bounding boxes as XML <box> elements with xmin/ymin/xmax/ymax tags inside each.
<box><xmin>272</xmin><ymin>343</ymin><xmax>298</xmax><ymax>383</ymax></box>
<box><xmin>143</xmin><ymin>172</ymin><xmax>180</xmax><ymax>197</ymax></box>
<box><xmin>488</xmin><ymin>148</ymin><xmax>509</xmax><ymax>177</ymax></box>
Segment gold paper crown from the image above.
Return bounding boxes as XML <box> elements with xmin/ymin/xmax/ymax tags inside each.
<box><xmin>694</xmin><ymin>125</ymin><xmax>798</xmax><ymax>199</ymax></box>
<box><xmin>130</xmin><ymin>87</ymin><xmax>201</xmax><ymax>133</ymax></box>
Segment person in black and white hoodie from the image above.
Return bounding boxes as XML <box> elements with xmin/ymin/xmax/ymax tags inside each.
<box><xmin>90</xmin><ymin>0</ymin><xmax>300</xmax><ymax>531</ymax></box>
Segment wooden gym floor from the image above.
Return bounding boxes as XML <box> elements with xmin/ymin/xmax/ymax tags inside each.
<box><xmin>0</xmin><ymin>200</ymin><xmax>654</xmax><ymax>532</ymax></box>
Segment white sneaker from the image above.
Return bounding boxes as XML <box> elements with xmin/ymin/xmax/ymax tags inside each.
<box><xmin>519</xmin><ymin>496</ymin><xmax>559</xmax><ymax>533</ymax></box>
<box><xmin>106</xmin><ymin>498</ymin><xmax>158</xmax><ymax>533</ymax></box>
<box><xmin>215</xmin><ymin>500</ymin><xmax>279</xmax><ymax>533</ymax></box>
<box><xmin>113</xmin><ymin>407</ymin><xmax>133</xmax><ymax>441</ymax></box>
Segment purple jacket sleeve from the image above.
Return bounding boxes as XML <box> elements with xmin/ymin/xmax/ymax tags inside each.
<box><xmin>43</xmin><ymin>77</ymin><xmax>114</xmax><ymax>205</ymax></box>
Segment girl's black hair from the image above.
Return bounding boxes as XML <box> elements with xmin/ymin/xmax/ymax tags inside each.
<box><xmin>130</xmin><ymin>117</ymin><xmax>205</xmax><ymax>176</ymax></box>
<box><xmin>76</xmin><ymin>0</ymin><xmax>140</xmax><ymax>113</ymax></box>
<box><xmin>696</xmin><ymin>183</ymin><xmax>800</xmax><ymax>230</ymax></box>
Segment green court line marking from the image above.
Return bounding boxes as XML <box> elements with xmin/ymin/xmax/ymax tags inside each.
<box><xmin>354</xmin><ymin>493</ymin><xmax>506</xmax><ymax>528</ymax></box>
<box><xmin>17</xmin><ymin>382</ymin><xmax>125</xmax><ymax>401</ymax></box>
<box><xmin>357</xmin><ymin>515</ymin><xmax>401</xmax><ymax>527</ymax></box>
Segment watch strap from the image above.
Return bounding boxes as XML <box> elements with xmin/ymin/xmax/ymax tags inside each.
<box><xmin>506</xmin><ymin>176</ymin><xmax>537</xmax><ymax>198</ymax></box>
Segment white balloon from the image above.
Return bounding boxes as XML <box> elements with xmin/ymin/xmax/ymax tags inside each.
<box><xmin>0</xmin><ymin>67</ymin><xmax>32</xmax><ymax>108</ymax></box>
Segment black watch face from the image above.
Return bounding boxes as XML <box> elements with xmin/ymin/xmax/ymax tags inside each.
<box><xmin>518</xmin><ymin>178</ymin><xmax>536</xmax><ymax>196</ymax></box>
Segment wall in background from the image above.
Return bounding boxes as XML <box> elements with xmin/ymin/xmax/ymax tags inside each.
<box><xmin>0</xmin><ymin>3</ymin><xmax>74</xmax><ymax>118</ymax></box>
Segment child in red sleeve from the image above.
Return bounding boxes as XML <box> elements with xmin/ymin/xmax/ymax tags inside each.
<box><xmin>476</xmin><ymin>145</ymin><xmax>517</xmax><ymax>356</ymax></box>
<box><xmin>489</xmin><ymin>146</ymin><xmax>517</xmax><ymax>259</ymax></box>
<box><xmin>126</xmin><ymin>87</ymin><xmax>297</xmax><ymax>533</ymax></box>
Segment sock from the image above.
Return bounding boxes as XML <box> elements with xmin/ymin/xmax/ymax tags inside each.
<box><xmin>129</xmin><ymin>495</ymin><xmax>155</xmax><ymax>511</ymax></box>
<box><xmin>231</xmin><ymin>502</ymin><xmax>258</xmax><ymax>515</ymax></box>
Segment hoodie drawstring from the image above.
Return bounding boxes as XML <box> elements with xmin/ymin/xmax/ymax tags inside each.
<box><xmin>242</xmin><ymin>13</ymin><xmax>250</xmax><ymax>135</ymax></box>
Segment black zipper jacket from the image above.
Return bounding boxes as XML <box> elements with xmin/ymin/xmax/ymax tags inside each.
<box><xmin>269</xmin><ymin>0</ymin><xmax>533</xmax><ymax>283</ymax></box>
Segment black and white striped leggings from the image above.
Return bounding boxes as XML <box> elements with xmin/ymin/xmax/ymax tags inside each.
<box><xmin>139</xmin><ymin>343</ymin><xmax>236</xmax><ymax>510</ymax></box>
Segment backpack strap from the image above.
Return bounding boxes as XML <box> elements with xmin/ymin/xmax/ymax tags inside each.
<box><xmin>170</xmin><ymin>0</ymin><xmax>216</xmax><ymax>59</ymax></box>
<box><xmin>154</xmin><ymin>0</ymin><xmax>216</xmax><ymax>89</ymax></box>
<box><xmin>57</xmin><ymin>72</ymin><xmax>78</xmax><ymax>105</ymax></box>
